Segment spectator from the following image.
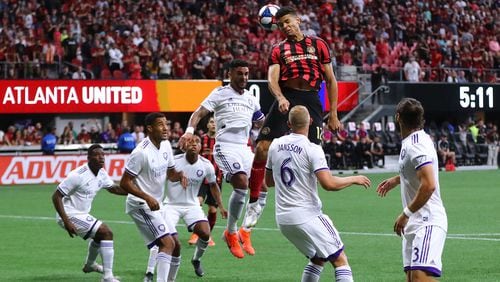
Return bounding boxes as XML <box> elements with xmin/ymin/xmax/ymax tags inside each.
<box><xmin>131</xmin><ymin>125</ymin><xmax>145</xmax><ymax>144</ymax></box>
<box><xmin>403</xmin><ymin>55</ymin><xmax>421</xmax><ymax>82</ymax></box>
<box><xmin>60</xmin><ymin>126</ymin><xmax>76</xmax><ymax>145</ymax></box>
<box><xmin>457</xmin><ymin>70</ymin><xmax>468</xmax><ymax>83</ymax></box>
<box><xmin>370</xmin><ymin>135</ymin><xmax>385</xmax><ymax>168</ymax></box>
<box><xmin>77</xmin><ymin>126</ymin><xmax>92</xmax><ymax>144</ymax></box>
<box><xmin>72</xmin><ymin>66</ymin><xmax>87</xmax><ymax>79</ymax></box>
<box><xmin>437</xmin><ymin>134</ymin><xmax>456</xmax><ymax>167</ymax></box>
<box><xmin>108</xmin><ymin>42</ymin><xmax>124</xmax><ymax>73</ymax></box>
<box><xmin>158</xmin><ymin>53</ymin><xmax>173</xmax><ymax>79</ymax></box>
<box><xmin>128</xmin><ymin>56</ymin><xmax>142</xmax><ymax>79</ymax></box>
<box><xmin>355</xmin><ymin>136</ymin><xmax>373</xmax><ymax>169</ymax></box>
<box><xmin>41</xmin><ymin>127</ymin><xmax>57</xmax><ymax>155</ymax></box>
<box><xmin>116</xmin><ymin>127</ymin><xmax>136</xmax><ymax>154</ymax></box>
<box><xmin>59</xmin><ymin>65</ymin><xmax>72</xmax><ymax>79</ymax></box>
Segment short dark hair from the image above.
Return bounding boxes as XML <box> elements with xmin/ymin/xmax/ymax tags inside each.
<box><xmin>87</xmin><ymin>144</ymin><xmax>103</xmax><ymax>157</ymax></box>
<box><xmin>275</xmin><ymin>6</ymin><xmax>297</xmax><ymax>20</ymax></box>
<box><xmin>145</xmin><ymin>112</ymin><xmax>165</xmax><ymax>127</ymax></box>
<box><xmin>396</xmin><ymin>98</ymin><xmax>425</xmax><ymax>130</ymax></box>
<box><xmin>228</xmin><ymin>59</ymin><xmax>248</xmax><ymax>70</ymax></box>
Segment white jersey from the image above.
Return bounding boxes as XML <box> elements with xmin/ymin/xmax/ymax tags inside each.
<box><xmin>201</xmin><ymin>85</ymin><xmax>264</xmax><ymax>145</ymax></box>
<box><xmin>164</xmin><ymin>154</ymin><xmax>216</xmax><ymax>206</ymax></box>
<box><xmin>399</xmin><ymin>130</ymin><xmax>447</xmax><ymax>233</ymax></box>
<box><xmin>125</xmin><ymin>137</ymin><xmax>175</xmax><ymax>212</ymax></box>
<box><xmin>266</xmin><ymin>133</ymin><xmax>330</xmax><ymax>225</ymax></box>
<box><xmin>57</xmin><ymin>164</ymin><xmax>114</xmax><ymax>215</ymax></box>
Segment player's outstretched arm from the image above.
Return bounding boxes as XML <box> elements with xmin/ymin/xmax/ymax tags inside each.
<box><xmin>51</xmin><ymin>190</ymin><xmax>77</xmax><ymax>237</ymax></box>
<box><xmin>178</xmin><ymin>105</ymin><xmax>211</xmax><ymax>150</ymax></box>
<box><xmin>316</xmin><ymin>170</ymin><xmax>371</xmax><ymax>191</ymax></box>
<box><xmin>376</xmin><ymin>175</ymin><xmax>400</xmax><ymax>197</ymax></box>
<box><xmin>268</xmin><ymin>64</ymin><xmax>289</xmax><ymax>114</ymax></box>
<box><xmin>120</xmin><ymin>172</ymin><xmax>160</xmax><ymax>210</ymax></box>
<box><xmin>209</xmin><ymin>182</ymin><xmax>227</xmax><ymax>219</ymax></box>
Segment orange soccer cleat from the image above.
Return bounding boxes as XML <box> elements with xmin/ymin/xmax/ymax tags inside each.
<box><xmin>222</xmin><ymin>230</ymin><xmax>244</xmax><ymax>258</ymax></box>
<box><xmin>238</xmin><ymin>228</ymin><xmax>255</xmax><ymax>255</ymax></box>
<box><xmin>188</xmin><ymin>233</ymin><xmax>199</xmax><ymax>245</ymax></box>
<box><xmin>208</xmin><ymin>237</ymin><xmax>215</xmax><ymax>247</ymax></box>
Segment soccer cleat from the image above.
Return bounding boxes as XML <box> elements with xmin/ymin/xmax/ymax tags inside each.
<box><xmin>188</xmin><ymin>233</ymin><xmax>199</xmax><ymax>245</ymax></box>
<box><xmin>208</xmin><ymin>237</ymin><xmax>215</xmax><ymax>247</ymax></box>
<box><xmin>143</xmin><ymin>272</ymin><xmax>154</xmax><ymax>282</ymax></box>
<box><xmin>82</xmin><ymin>263</ymin><xmax>104</xmax><ymax>274</ymax></box>
<box><xmin>238</xmin><ymin>228</ymin><xmax>255</xmax><ymax>255</ymax></box>
<box><xmin>101</xmin><ymin>276</ymin><xmax>120</xmax><ymax>282</ymax></box>
<box><xmin>242</xmin><ymin>201</ymin><xmax>262</xmax><ymax>228</ymax></box>
<box><xmin>222</xmin><ymin>229</ymin><xmax>244</xmax><ymax>258</ymax></box>
<box><xmin>191</xmin><ymin>259</ymin><xmax>204</xmax><ymax>277</ymax></box>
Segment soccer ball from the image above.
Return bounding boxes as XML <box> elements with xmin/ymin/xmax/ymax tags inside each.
<box><xmin>258</xmin><ymin>4</ymin><xmax>280</xmax><ymax>31</ymax></box>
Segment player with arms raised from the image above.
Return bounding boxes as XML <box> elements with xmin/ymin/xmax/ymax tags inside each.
<box><xmin>377</xmin><ymin>98</ymin><xmax>448</xmax><ymax>281</ymax></box>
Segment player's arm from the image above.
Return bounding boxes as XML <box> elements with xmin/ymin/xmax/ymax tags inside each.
<box><xmin>51</xmin><ymin>189</ymin><xmax>77</xmax><ymax>237</ymax></box>
<box><xmin>406</xmin><ymin>164</ymin><xmax>436</xmax><ymax>214</ymax></box>
<box><xmin>106</xmin><ymin>184</ymin><xmax>128</xmax><ymax>195</ymax></box>
<box><xmin>268</xmin><ymin>64</ymin><xmax>289</xmax><ymax>113</ymax></box>
<box><xmin>208</xmin><ymin>182</ymin><xmax>227</xmax><ymax>218</ymax></box>
<box><xmin>316</xmin><ymin>170</ymin><xmax>371</xmax><ymax>191</ymax></box>
<box><xmin>264</xmin><ymin>169</ymin><xmax>275</xmax><ymax>187</ymax></box>
<box><xmin>179</xmin><ymin>105</ymin><xmax>211</xmax><ymax>149</ymax></box>
<box><xmin>376</xmin><ymin>175</ymin><xmax>400</xmax><ymax>197</ymax></box>
<box><xmin>323</xmin><ymin>63</ymin><xmax>341</xmax><ymax>132</ymax></box>
<box><xmin>120</xmin><ymin>172</ymin><xmax>160</xmax><ymax>210</ymax></box>
<box><xmin>167</xmin><ymin>167</ymin><xmax>188</xmax><ymax>188</ymax></box>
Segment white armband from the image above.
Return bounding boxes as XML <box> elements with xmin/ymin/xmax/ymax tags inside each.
<box><xmin>186</xmin><ymin>127</ymin><xmax>195</xmax><ymax>134</ymax></box>
<box><xmin>403</xmin><ymin>207</ymin><xmax>414</xmax><ymax>217</ymax></box>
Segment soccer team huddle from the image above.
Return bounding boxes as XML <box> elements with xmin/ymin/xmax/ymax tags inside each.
<box><xmin>52</xmin><ymin>6</ymin><xmax>447</xmax><ymax>282</ymax></box>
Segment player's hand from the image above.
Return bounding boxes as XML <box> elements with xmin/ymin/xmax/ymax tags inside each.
<box><xmin>63</xmin><ymin>220</ymin><xmax>78</xmax><ymax>238</ymax></box>
<box><xmin>145</xmin><ymin>195</ymin><xmax>160</xmax><ymax>211</ymax></box>
<box><xmin>354</xmin><ymin>175</ymin><xmax>371</xmax><ymax>188</ymax></box>
<box><xmin>277</xmin><ymin>97</ymin><xmax>290</xmax><ymax>113</ymax></box>
<box><xmin>178</xmin><ymin>133</ymin><xmax>194</xmax><ymax>151</ymax></box>
<box><xmin>219</xmin><ymin>207</ymin><xmax>228</xmax><ymax>219</ymax></box>
<box><xmin>377</xmin><ymin>178</ymin><xmax>397</xmax><ymax>197</ymax></box>
<box><xmin>327</xmin><ymin>114</ymin><xmax>342</xmax><ymax>132</ymax></box>
<box><xmin>393</xmin><ymin>213</ymin><xmax>409</xmax><ymax>236</ymax></box>
<box><xmin>180</xmin><ymin>173</ymin><xmax>188</xmax><ymax>189</ymax></box>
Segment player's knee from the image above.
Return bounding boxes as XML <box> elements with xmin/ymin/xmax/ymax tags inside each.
<box><xmin>331</xmin><ymin>251</ymin><xmax>349</xmax><ymax>268</ymax></box>
<box><xmin>96</xmin><ymin>224</ymin><xmax>113</xmax><ymax>240</ymax></box>
<box><xmin>208</xmin><ymin>205</ymin><xmax>217</xmax><ymax>213</ymax></box>
<box><xmin>255</xmin><ymin>141</ymin><xmax>271</xmax><ymax>161</ymax></box>
<box><xmin>158</xmin><ymin>235</ymin><xmax>175</xmax><ymax>253</ymax></box>
<box><xmin>231</xmin><ymin>172</ymin><xmax>248</xmax><ymax>188</ymax></box>
<box><xmin>310</xmin><ymin>257</ymin><xmax>325</xmax><ymax>266</ymax></box>
<box><xmin>194</xmin><ymin>223</ymin><xmax>211</xmax><ymax>240</ymax></box>
<box><xmin>408</xmin><ymin>270</ymin><xmax>433</xmax><ymax>282</ymax></box>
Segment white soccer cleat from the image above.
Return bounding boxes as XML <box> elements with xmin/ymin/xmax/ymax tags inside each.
<box><xmin>242</xmin><ymin>201</ymin><xmax>262</xmax><ymax>228</ymax></box>
<box><xmin>82</xmin><ymin>263</ymin><xmax>104</xmax><ymax>274</ymax></box>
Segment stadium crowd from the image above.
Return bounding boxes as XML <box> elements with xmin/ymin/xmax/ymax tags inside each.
<box><xmin>0</xmin><ymin>0</ymin><xmax>498</xmax><ymax>82</ymax></box>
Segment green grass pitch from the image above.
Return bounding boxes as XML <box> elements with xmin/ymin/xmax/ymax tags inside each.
<box><xmin>0</xmin><ymin>170</ymin><xmax>499</xmax><ymax>281</ymax></box>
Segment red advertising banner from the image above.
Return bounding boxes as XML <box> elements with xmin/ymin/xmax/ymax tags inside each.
<box><xmin>0</xmin><ymin>155</ymin><xmax>128</xmax><ymax>185</ymax></box>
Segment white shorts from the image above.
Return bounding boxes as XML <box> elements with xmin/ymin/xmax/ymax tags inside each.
<box><xmin>57</xmin><ymin>213</ymin><xmax>102</xmax><ymax>240</ymax></box>
<box><xmin>402</xmin><ymin>225</ymin><xmax>446</xmax><ymax>277</ymax></box>
<box><xmin>214</xmin><ymin>142</ymin><xmax>253</xmax><ymax>182</ymax></box>
<box><xmin>279</xmin><ymin>214</ymin><xmax>344</xmax><ymax>260</ymax></box>
<box><xmin>128</xmin><ymin>206</ymin><xmax>177</xmax><ymax>249</ymax></box>
<box><xmin>162</xmin><ymin>204</ymin><xmax>208</xmax><ymax>232</ymax></box>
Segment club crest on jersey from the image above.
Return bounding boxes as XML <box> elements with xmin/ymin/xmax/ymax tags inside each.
<box><xmin>158</xmin><ymin>224</ymin><xmax>166</xmax><ymax>232</ymax></box>
<box><xmin>307</xmin><ymin>46</ymin><xmax>315</xmax><ymax>54</ymax></box>
<box><xmin>400</xmin><ymin>149</ymin><xmax>406</xmax><ymax>160</ymax></box>
<box><xmin>233</xmin><ymin>162</ymin><xmax>241</xmax><ymax>169</ymax></box>
<box><xmin>197</xmin><ymin>170</ymin><xmax>203</xmax><ymax>177</ymax></box>
<box><xmin>86</xmin><ymin>216</ymin><xmax>93</xmax><ymax>221</ymax></box>
<box><xmin>163</xmin><ymin>152</ymin><xmax>169</xmax><ymax>160</ymax></box>
<box><xmin>247</xmin><ymin>98</ymin><xmax>254</xmax><ymax>107</ymax></box>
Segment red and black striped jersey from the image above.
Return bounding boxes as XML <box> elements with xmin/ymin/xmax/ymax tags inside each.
<box><xmin>269</xmin><ymin>35</ymin><xmax>332</xmax><ymax>90</ymax></box>
<box><xmin>201</xmin><ymin>134</ymin><xmax>216</xmax><ymax>164</ymax></box>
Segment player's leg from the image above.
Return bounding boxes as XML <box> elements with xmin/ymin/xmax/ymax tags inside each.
<box><xmin>329</xmin><ymin>251</ymin><xmax>353</xmax><ymax>282</ymax></box>
<box><xmin>205</xmin><ymin>187</ymin><xmax>219</xmax><ymax>246</ymax></box>
<box><xmin>144</xmin><ymin>245</ymin><xmax>158</xmax><ymax>282</ymax></box>
<box><xmin>191</xmin><ymin>221</ymin><xmax>211</xmax><ymax>277</ymax></box>
<box><xmin>167</xmin><ymin>235</ymin><xmax>181</xmax><ymax>282</ymax></box>
<box><xmin>189</xmin><ymin>184</ymin><xmax>208</xmax><ymax>245</ymax></box>
<box><xmin>214</xmin><ymin>143</ymin><xmax>249</xmax><ymax>258</ymax></box>
<box><xmin>93</xmin><ymin>223</ymin><xmax>118</xmax><ymax>281</ymax></box>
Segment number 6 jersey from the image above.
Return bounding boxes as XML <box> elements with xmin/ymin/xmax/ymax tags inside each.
<box><xmin>266</xmin><ymin>133</ymin><xmax>330</xmax><ymax>225</ymax></box>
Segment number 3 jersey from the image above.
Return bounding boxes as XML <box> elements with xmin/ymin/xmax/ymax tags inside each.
<box><xmin>266</xmin><ymin>133</ymin><xmax>330</xmax><ymax>225</ymax></box>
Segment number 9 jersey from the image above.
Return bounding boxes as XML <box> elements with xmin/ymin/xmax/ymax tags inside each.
<box><xmin>266</xmin><ymin>133</ymin><xmax>329</xmax><ymax>225</ymax></box>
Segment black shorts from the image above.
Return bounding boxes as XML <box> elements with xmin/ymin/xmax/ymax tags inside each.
<box><xmin>197</xmin><ymin>182</ymin><xmax>222</xmax><ymax>207</ymax></box>
<box><xmin>257</xmin><ymin>87</ymin><xmax>323</xmax><ymax>144</ymax></box>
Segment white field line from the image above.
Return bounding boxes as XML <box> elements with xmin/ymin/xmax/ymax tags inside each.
<box><xmin>1</xmin><ymin>214</ymin><xmax>499</xmax><ymax>242</ymax></box>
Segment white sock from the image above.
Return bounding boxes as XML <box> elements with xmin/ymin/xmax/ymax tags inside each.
<box><xmin>335</xmin><ymin>265</ymin><xmax>353</xmax><ymax>282</ymax></box>
<box><xmin>301</xmin><ymin>262</ymin><xmax>323</xmax><ymax>282</ymax></box>
<box><xmin>227</xmin><ymin>189</ymin><xmax>247</xmax><ymax>233</ymax></box>
<box><xmin>100</xmin><ymin>240</ymin><xmax>114</xmax><ymax>279</ymax></box>
<box><xmin>258</xmin><ymin>191</ymin><xmax>268</xmax><ymax>207</ymax></box>
<box><xmin>85</xmin><ymin>240</ymin><xmax>100</xmax><ymax>266</ymax></box>
<box><xmin>147</xmin><ymin>245</ymin><xmax>159</xmax><ymax>274</ymax></box>
<box><xmin>167</xmin><ymin>255</ymin><xmax>181</xmax><ymax>282</ymax></box>
<box><xmin>156</xmin><ymin>252</ymin><xmax>172</xmax><ymax>282</ymax></box>
<box><xmin>193</xmin><ymin>238</ymin><xmax>209</xmax><ymax>261</ymax></box>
